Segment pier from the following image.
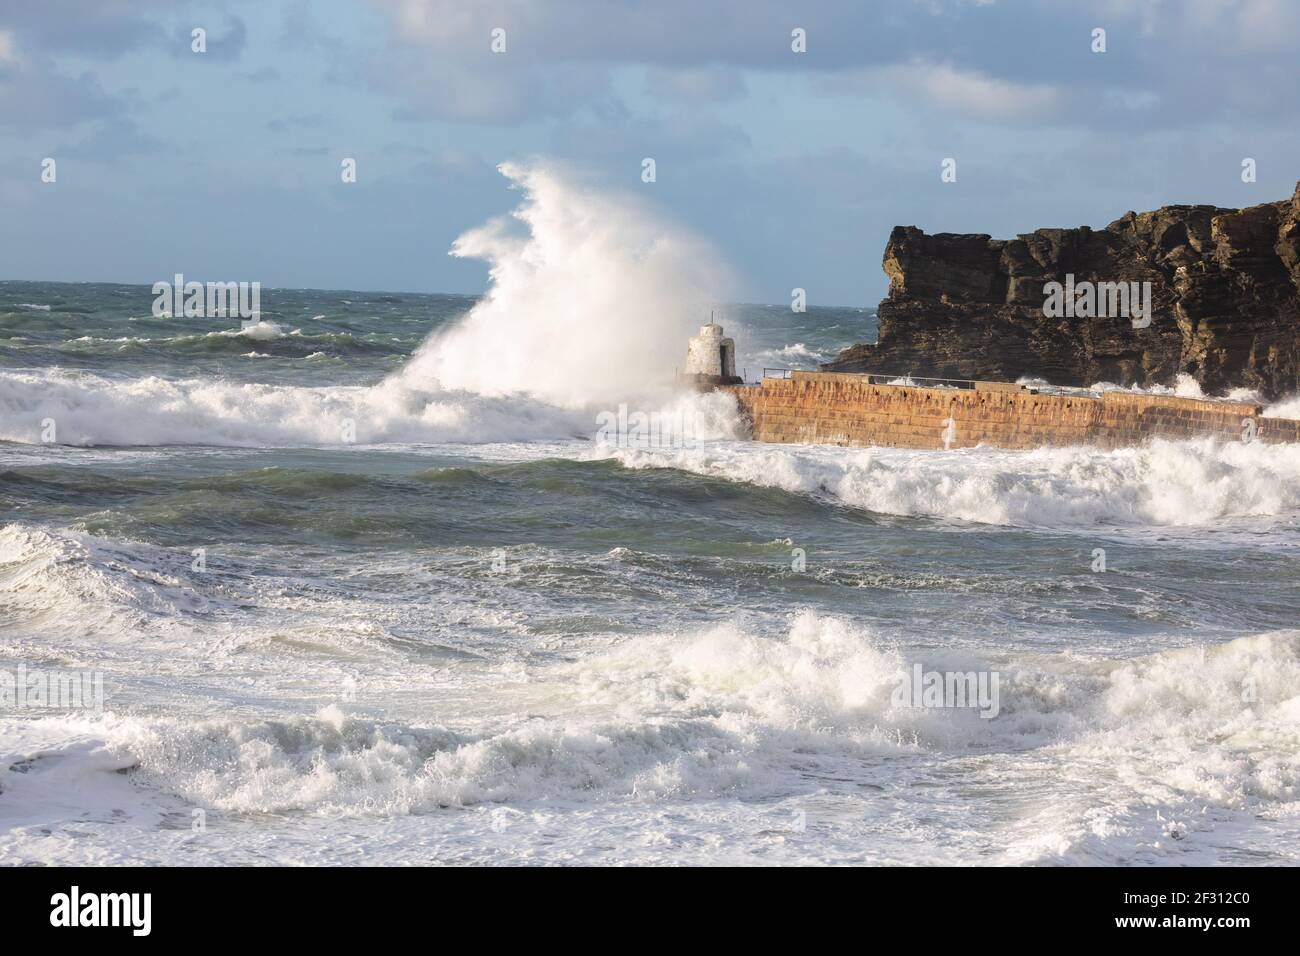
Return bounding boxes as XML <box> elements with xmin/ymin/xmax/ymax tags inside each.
<box><xmin>721</xmin><ymin>370</ymin><xmax>1300</xmax><ymax>450</ymax></box>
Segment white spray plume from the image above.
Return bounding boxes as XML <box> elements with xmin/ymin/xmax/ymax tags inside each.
<box><xmin>394</xmin><ymin>160</ymin><xmax>735</xmax><ymax>407</ymax></box>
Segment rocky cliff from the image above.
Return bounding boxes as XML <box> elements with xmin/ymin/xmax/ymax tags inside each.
<box><xmin>825</xmin><ymin>182</ymin><xmax>1300</xmax><ymax>399</ymax></box>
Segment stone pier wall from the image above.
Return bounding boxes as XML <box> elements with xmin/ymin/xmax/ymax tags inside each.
<box><xmin>724</xmin><ymin>371</ymin><xmax>1300</xmax><ymax>450</ymax></box>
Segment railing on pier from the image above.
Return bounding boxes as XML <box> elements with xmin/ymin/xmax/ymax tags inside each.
<box><xmin>774</xmin><ymin>367</ymin><xmax>980</xmax><ymax>389</ymax></box>
<box><xmin>852</xmin><ymin>372</ymin><xmax>977</xmax><ymax>390</ymax></box>
<box><xmin>762</xmin><ymin>368</ymin><xmax>1013</xmax><ymax>391</ymax></box>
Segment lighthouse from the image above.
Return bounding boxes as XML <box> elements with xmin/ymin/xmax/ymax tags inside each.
<box><xmin>681</xmin><ymin>317</ymin><xmax>742</xmax><ymax>387</ymax></box>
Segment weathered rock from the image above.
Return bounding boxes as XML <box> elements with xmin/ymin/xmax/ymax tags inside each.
<box><xmin>825</xmin><ymin>181</ymin><xmax>1300</xmax><ymax>399</ymax></box>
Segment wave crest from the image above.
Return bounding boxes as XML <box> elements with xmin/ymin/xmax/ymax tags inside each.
<box><xmin>601</xmin><ymin>436</ymin><xmax>1300</xmax><ymax>527</ymax></box>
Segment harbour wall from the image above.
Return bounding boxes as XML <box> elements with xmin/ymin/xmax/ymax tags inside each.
<box><xmin>724</xmin><ymin>372</ymin><xmax>1300</xmax><ymax>450</ymax></box>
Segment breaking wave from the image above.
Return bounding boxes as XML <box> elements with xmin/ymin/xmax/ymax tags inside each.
<box><xmin>599</xmin><ymin>436</ymin><xmax>1300</xmax><ymax>528</ymax></box>
<box><xmin>5</xmin><ymin>612</ymin><xmax>1296</xmax><ymax>857</ymax></box>
<box><xmin>0</xmin><ymin>368</ymin><xmax>593</xmax><ymax>446</ymax></box>
<box><xmin>0</xmin><ymin>523</ymin><xmax>235</xmax><ymax>634</ymax></box>
<box><xmin>393</xmin><ymin>161</ymin><xmax>734</xmax><ymax>407</ymax></box>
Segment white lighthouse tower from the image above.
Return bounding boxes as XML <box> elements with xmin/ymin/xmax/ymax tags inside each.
<box><xmin>681</xmin><ymin>315</ymin><xmax>741</xmax><ymax>386</ymax></box>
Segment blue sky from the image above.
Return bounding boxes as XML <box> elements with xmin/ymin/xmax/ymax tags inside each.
<box><xmin>2</xmin><ymin>0</ymin><xmax>1297</xmax><ymax>305</ymax></box>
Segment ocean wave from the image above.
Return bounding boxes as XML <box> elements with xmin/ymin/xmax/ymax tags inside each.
<box><xmin>0</xmin><ymin>368</ymin><xmax>594</xmax><ymax>446</ymax></box>
<box><xmin>228</xmin><ymin>320</ymin><xmax>284</xmax><ymax>341</ymax></box>
<box><xmin>4</xmin><ymin>612</ymin><xmax>1295</xmax><ymax>845</ymax></box>
<box><xmin>1086</xmin><ymin>372</ymin><xmax>1261</xmax><ymax>404</ymax></box>
<box><xmin>598</xmin><ymin>436</ymin><xmax>1300</xmax><ymax>528</ymax></box>
<box><xmin>1004</xmin><ymin>629</ymin><xmax>1300</xmax><ymax>863</ymax></box>
<box><xmin>392</xmin><ymin>161</ymin><xmax>733</xmax><ymax>407</ymax></box>
<box><xmin>1264</xmin><ymin>394</ymin><xmax>1300</xmax><ymax>419</ymax></box>
<box><xmin>751</xmin><ymin>342</ymin><xmax>830</xmax><ymax>367</ymax></box>
<box><xmin>42</xmin><ymin>328</ymin><xmax>409</xmax><ymax>359</ymax></box>
<box><xmin>0</xmin><ymin>522</ymin><xmax>234</xmax><ymax>633</ymax></box>
<box><xmin>1020</xmin><ymin>370</ymin><xmax>1300</xmax><ymax>418</ymax></box>
<box><xmin>0</xmin><ymin>612</ymin><xmax>970</xmax><ymax>815</ymax></box>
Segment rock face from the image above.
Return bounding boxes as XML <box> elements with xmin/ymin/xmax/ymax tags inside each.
<box><xmin>825</xmin><ymin>182</ymin><xmax>1300</xmax><ymax>399</ymax></box>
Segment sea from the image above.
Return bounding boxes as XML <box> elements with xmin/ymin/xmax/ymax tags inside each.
<box><xmin>3</xmin><ymin>169</ymin><xmax>1300</xmax><ymax>866</ymax></box>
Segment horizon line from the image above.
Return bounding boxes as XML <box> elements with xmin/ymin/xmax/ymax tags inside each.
<box><xmin>0</xmin><ymin>278</ymin><xmax>876</xmax><ymax>312</ymax></box>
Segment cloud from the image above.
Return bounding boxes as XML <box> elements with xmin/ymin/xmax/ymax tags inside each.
<box><xmin>238</xmin><ymin>66</ymin><xmax>282</xmax><ymax>83</ymax></box>
<box><xmin>904</xmin><ymin>63</ymin><xmax>1062</xmax><ymax>119</ymax></box>
<box><xmin>0</xmin><ymin>0</ymin><xmax>167</xmax><ymax>59</ymax></box>
<box><xmin>268</xmin><ymin>112</ymin><xmax>326</xmax><ymax>132</ymax></box>
<box><xmin>645</xmin><ymin>66</ymin><xmax>748</xmax><ymax>102</ymax></box>
<box><xmin>0</xmin><ymin>56</ymin><xmax>124</xmax><ymax>129</ymax></box>
<box><xmin>832</xmin><ymin>61</ymin><xmax>1064</xmax><ymax>121</ymax></box>
<box><xmin>358</xmin><ymin>0</ymin><xmax>878</xmax><ymax>122</ymax></box>
<box><xmin>0</xmin><ymin>1</ymin><xmax>170</xmax><ymax>130</ymax></box>
<box><xmin>544</xmin><ymin>113</ymin><xmax>753</xmax><ymax>171</ymax></box>
<box><xmin>59</xmin><ymin>116</ymin><xmax>162</xmax><ymax>160</ymax></box>
<box><xmin>378</xmin><ymin>53</ymin><xmax>613</xmax><ymax>124</ymax></box>
<box><xmin>174</xmin><ymin>17</ymin><xmax>247</xmax><ymax>62</ymax></box>
<box><xmin>278</xmin><ymin>0</ymin><xmax>344</xmax><ymax>53</ymax></box>
<box><xmin>1175</xmin><ymin>0</ymin><xmax>1300</xmax><ymax>52</ymax></box>
<box><xmin>359</xmin><ymin>0</ymin><xmax>1300</xmax><ymax>128</ymax></box>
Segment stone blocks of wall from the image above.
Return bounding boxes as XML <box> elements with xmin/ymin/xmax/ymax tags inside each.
<box><xmin>724</xmin><ymin>372</ymin><xmax>1300</xmax><ymax>450</ymax></box>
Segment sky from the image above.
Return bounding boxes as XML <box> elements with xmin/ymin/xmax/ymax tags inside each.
<box><xmin>1</xmin><ymin>0</ymin><xmax>1297</xmax><ymax>306</ymax></box>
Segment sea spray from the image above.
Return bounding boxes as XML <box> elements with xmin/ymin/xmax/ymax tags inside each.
<box><xmin>392</xmin><ymin>161</ymin><xmax>737</xmax><ymax>408</ymax></box>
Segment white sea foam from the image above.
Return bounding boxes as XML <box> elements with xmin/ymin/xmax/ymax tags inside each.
<box><xmin>0</xmin><ymin>611</ymin><xmax>1075</xmax><ymax>816</ymax></box>
<box><xmin>1002</xmin><ymin>629</ymin><xmax>1300</xmax><ymax>864</ymax></box>
<box><xmin>753</xmin><ymin>342</ymin><xmax>829</xmax><ymax>367</ymax></box>
<box><xmin>393</xmin><ymin>161</ymin><xmax>735</xmax><ymax>408</ymax></box>
<box><xmin>0</xmin><ymin>523</ymin><xmax>230</xmax><ymax>635</ymax></box>
<box><xmin>224</xmin><ymin>320</ymin><xmax>285</xmax><ymax>341</ymax></box>
<box><xmin>3</xmin><ymin>611</ymin><xmax>1295</xmax><ymax>864</ymax></box>
<box><xmin>598</xmin><ymin>436</ymin><xmax>1300</xmax><ymax>528</ymax></box>
<box><xmin>1021</xmin><ymin>372</ymin><xmax>1284</xmax><ymax>410</ymax></box>
<box><xmin>1087</xmin><ymin>372</ymin><xmax>1223</xmax><ymax>400</ymax></box>
<box><xmin>1264</xmin><ymin>394</ymin><xmax>1300</xmax><ymax>419</ymax></box>
<box><xmin>0</xmin><ymin>368</ymin><xmax>592</xmax><ymax>446</ymax></box>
